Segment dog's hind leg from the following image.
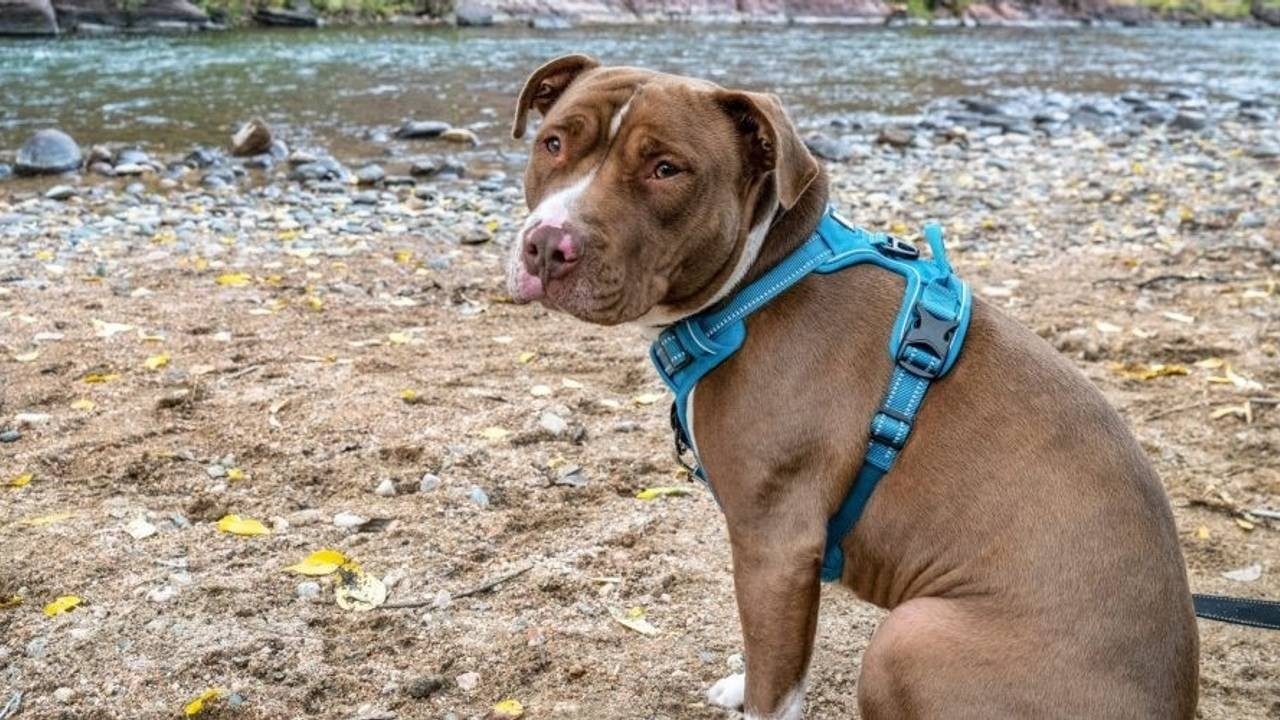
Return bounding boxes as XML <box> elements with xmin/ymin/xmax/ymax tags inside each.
<box><xmin>857</xmin><ymin>595</ymin><xmax>1195</xmax><ymax>720</ymax></box>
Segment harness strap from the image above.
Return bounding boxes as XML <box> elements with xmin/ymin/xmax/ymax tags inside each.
<box><xmin>651</xmin><ymin>207</ymin><xmax>972</xmax><ymax>583</ymax></box>
<box><xmin>1193</xmin><ymin>593</ymin><xmax>1280</xmax><ymax>630</ymax></box>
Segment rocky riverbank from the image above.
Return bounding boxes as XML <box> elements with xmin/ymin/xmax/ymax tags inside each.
<box><xmin>3</xmin><ymin>0</ymin><xmax>1279</xmax><ymax>36</ymax></box>
<box><xmin>1</xmin><ymin>80</ymin><xmax>1277</xmax><ymax>718</ymax></box>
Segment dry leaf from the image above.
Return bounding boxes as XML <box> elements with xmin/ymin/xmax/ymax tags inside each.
<box><xmin>1162</xmin><ymin>311</ymin><xmax>1195</xmax><ymax>324</ymax></box>
<box><xmin>0</xmin><ymin>595</ymin><xmax>21</xmax><ymax>610</ymax></box>
<box><xmin>125</xmin><ymin>517</ymin><xmax>158</xmax><ymax>540</ymax></box>
<box><xmin>225</xmin><ymin>467</ymin><xmax>246</xmax><ymax>481</ymax></box>
<box><xmin>287</xmin><ymin>549</ymin><xmax>348</xmax><ymax>576</ymax></box>
<box><xmin>1235</xmin><ymin>518</ymin><xmax>1256</xmax><ymax>532</ymax></box>
<box><xmin>636</xmin><ymin>486</ymin><xmax>692</xmax><ymax>501</ymax></box>
<box><xmin>1221</xmin><ymin>563</ymin><xmax>1262</xmax><ymax>583</ymax></box>
<box><xmin>215</xmin><ymin>272</ymin><xmax>252</xmax><ymax>287</ymax></box>
<box><xmin>632</xmin><ymin>392</ymin><xmax>664</xmax><ymax>406</ymax></box>
<box><xmin>488</xmin><ymin>699</ymin><xmax>525</xmax><ymax>719</ymax></box>
<box><xmin>561</xmin><ymin>378</ymin><xmax>584</xmax><ymax>389</ymax></box>
<box><xmin>609</xmin><ymin>605</ymin><xmax>658</xmax><ymax>636</ymax></box>
<box><xmin>14</xmin><ymin>350</ymin><xmax>39</xmax><ymax>362</ymax></box>
<box><xmin>144</xmin><ymin>353</ymin><xmax>171</xmax><ymax>370</ymax></box>
<box><xmin>1194</xmin><ymin>358</ymin><xmax>1225</xmax><ymax>369</ymax></box>
<box><xmin>478</xmin><ymin>427</ymin><xmax>511</xmax><ymax>441</ymax></box>
<box><xmin>517</xmin><ymin>351</ymin><xmax>537</xmax><ymax>364</ymax></box>
<box><xmin>92</xmin><ymin>319</ymin><xmax>134</xmax><ymax>338</ymax></box>
<box><xmin>334</xmin><ymin>562</ymin><xmax>387</xmax><ymax>611</ymax></box>
<box><xmin>1211</xmin><ymin>403</ymin><xmax>1253</xmax><ymax>423</ymax></box>
<box><xmin>1194</xmin><ymin>525</ymin><xmax>1211</xmax><ymax>541</ymax></box>
<box><xmin>71</xmin><ymin>399</ymin><xmax>97</xmax><ymax>411</ymax></box>
<box><xmin>1108</xmin><ymin>362</ymin><xmax>1189</xmax><ymax>381</ymax></box>
<box><xmin>183</xmin><ymin>688</ymin><xmax>226</xmax><ymax>717</ymax></box>
<box><xmin>43</xmin><ymin>595</ymin><xmax>81</xmax><ymax>617</ymax></box>
<box><xmin>399</xmin><ymin>389</ymin><xmax>423</xmax><ymax>404</ymax></box>
<box><xmin>8</xmin><ymin>473</ymin><xmax>32</xmax><ymax>488</ymax></box>
<box><xmin>82</xmin><ymin>373</ymin><xmax>120</xmax><ymax>384</ymax></box>
<box><xmin>216</xmin><ymin>514</ymin><xmax>270</xmax><ymax>537</ymax></box>
<box><xmin>20</xmin><ymin>511</ymin><xmax>76</xmax><ymax>527</ymax></box>
<box><xmin>388</xmin><ymin>331</ymin><xmax>412</xmax><ymax>345</ymax></box>
<box><xmin>393</xmin><ymin>249</ymin><xmax>414</xmax><ymax>265</ymax></box>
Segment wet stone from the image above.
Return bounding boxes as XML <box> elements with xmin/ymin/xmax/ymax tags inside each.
<box><xmin>1171</xmin><ymin>111</ymin><xmax>1208</xmax><ymax>131</ymax></box>
<box><xmin>46</xmin><ymin>184</ymin><xmax>77</xmax><ymax>200</ymax></box>
<box><xmin>395</xmin><ymin>120</ymin><xmax>451</xmax><ymax>140</ymax></box>
<box><xmin>804</xmin><ymin>133</ymin><xmax>853</xmax><ymax>162</ymax></box>
<box><xmin>356</xmin><ymin>164</ymin><xmax>386</xmax><ymax>185</ymax></box>
<box><xmin>16</xmin><ymin>129</ymin><xmax>83</xmax><ymax>176</ymax></box>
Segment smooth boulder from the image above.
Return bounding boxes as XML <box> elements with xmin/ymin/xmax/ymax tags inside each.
<box><xmin>0</xmin><ymin>0</ymin><xmax>58</xmax><ymax>35</ymax></box>
<box><xmin>395</xmin><ymin>120</ymin><xmax>450</xmax><ymax>140</ymax></box>
<box><xmin>15</xmin><ymin>129</ymin><xmax>82</xmax><ymax>175</ymax></box>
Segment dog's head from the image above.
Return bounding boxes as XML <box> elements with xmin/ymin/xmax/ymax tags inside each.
<box><xmin>506</xmin><ymin>54</ymin><xmax>820</xmax><ymax>326</ymax></box>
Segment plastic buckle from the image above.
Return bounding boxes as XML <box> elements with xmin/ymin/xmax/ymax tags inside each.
<box><xmin>655</xmin><ymin>331</ymin><xmax>691</xmax><ymax>377</ymax></box>
<box><xmin>896</xmin><ymin>304</ymin><xmax>959</xmax><ymax>380</ymax></box>
<box><xmin>670</xmin><ymin>403</ymin><xmax>703</xmax><ymax>479</ymax></box>
<box><xmin>875</xmin><ymin>234</ymin><xmax>919</xmax><ymax>260</ymax></box>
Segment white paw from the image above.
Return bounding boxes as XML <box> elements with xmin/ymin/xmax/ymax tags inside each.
<box><xmin>707</xmin><ymin>672</ymin><xmax>745</xmax><ymax>710</ymax></box>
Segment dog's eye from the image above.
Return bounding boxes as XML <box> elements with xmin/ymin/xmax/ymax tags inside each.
<box><xmin>544</xmin><ymin>136</ymin><xmax>562</xmax><ymax>155</ymax></box>
<box><xmin>653</xmin><ymin>161</ymin><xmax>681</xmax><ymax>179</ymax></box>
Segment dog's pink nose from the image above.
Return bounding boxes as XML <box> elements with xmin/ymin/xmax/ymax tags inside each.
<box><xmin>522</xmin><ymin>223</ymin><xmax>583</xmax><ymax>280</ymax></box>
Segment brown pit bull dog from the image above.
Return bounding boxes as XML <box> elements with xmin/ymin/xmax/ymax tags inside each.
<box><xmin>505</xmin><ymin>54</ymin><xmax>1199</xmax><ymax>719</ymax></box>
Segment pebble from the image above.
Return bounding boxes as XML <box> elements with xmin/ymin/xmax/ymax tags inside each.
<box><xmin>439</xmin><ymin>128</ymin><xmax>479</xmax><ymax>146</ymax></box>
<box><xmin>147</xmin><ymin>585</ymin><xmax>177</xmax><ymax>603</ymax></box>
<box><xmin>455</xmin><ymin>671</ymin><xmax>480</xmax><ymax>691</ymax></box>
<box><xmin>231</xmin><ymin>118</ymin><xmax>273</xmax><ymax>156</ymax></box>
<box><xmin>356</xmin><ymin>164</ymin><xmax>386</xmax><ymax>185</ymax></box>
<box><xmin>467</xmin><ymin>486</ymin><xmax>490</xmax><ymax>508</ymax></box>
<box><xmin>14</xmin><ymin>412</ymin><xmax>51</xmax><ymax>427</ymax></box>
<box><xmin>538</xmin><ymin>411</ymin><xmax>568</xmax><ymax>436</ymax></box>
<box><xmin>333</xmin><ymin>510</ymin><xmax>367</xmax><ymax>529</ymax></box>
<box><xmin>53</xmin><ymin>687</ymin><xmax>74</xmax><ymax>704</ymax></box>
<box><xmin>419</xmin><ymin>473</ymin><xmax>441</xmax><ymax>492</ymax></box>
<box><xmin>1170</xmin><ymin>111</ymin><xmax>1207</xmax><ymax>131</ymax></box>
<box><xmin>46</xmin><ymin>184</ymin><xmax>77</xmax><ymax>200</ymax></box>
<box><xmin>612</xmin><ymin>420</ymin><xmax>641</xmax><ymax>433</ymax></box>
<box><xmin>374</xmin><ymin>477</ymin><xmax>396</xmax><ymax>497</ymax></box>
<box><xmin>0</xmin><ymin>429</ymin><xmax>21</xmax><ymax>443</ymax></box>
<box><xmin>296</xmin><ymin>581</ymin><xmax>321</xmax><ymax>601</ymax></box>
<box><xmin>804</xmin><ymin>133</ymin><xmax>853</xmax><ymax>162</ymax></box>
<box><xmin>395</xmin><ymin>120</ymin><xmax>451</xmax><ymax>139</ymax></box>
<box><xmin>405</xmin><ymin>675</ymin><xmax>445</xmax><ymax>699</ymax></box>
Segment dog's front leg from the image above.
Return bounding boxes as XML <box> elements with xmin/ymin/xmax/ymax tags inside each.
<box><xmin>708</xmin><ymin>499</ymin><xmax>824</xmax><ymax>719</ymax></box>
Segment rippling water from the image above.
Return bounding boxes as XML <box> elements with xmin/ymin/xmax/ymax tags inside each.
<box><xmin>2</xmin><ymin>25</ymin><xmax>1279</xmax><ymax>155</ymax></box>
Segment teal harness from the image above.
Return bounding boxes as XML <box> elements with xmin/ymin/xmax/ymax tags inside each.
<box><xmin>650</xmin><ymin>206</ymin><xmax>973</xmax><ymax>582</ymax></box>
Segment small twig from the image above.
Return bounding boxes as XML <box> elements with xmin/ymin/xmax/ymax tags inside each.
<box><xmin>381</xmin><ymin>564</ymin><xmax>534</xmax><ymax>610</ymax></box>
<box><xmin>222</xmin><ymin>364</ymin><xmax>264</xmax><ymax>381</ymax></box>
<box><xmin>0</xmin><ymin>692</ymin><xmax>21</xmax><ymax>720</ymax></box>
<box><xmin>1145</xmin><ymin>400</ymin><xmax>1208</xmax><ymax>422</ymax></box>
<box><xmin>1250</xmin><ymin>508</ymin><xmax>1280</xmax><ymax>521</ymax></box>
<box><xmin>1248</xmin><ymin>396</ymin><xmax>1279</xmax><ymax>406</ymax></box>
<box><xmin>1136</xmin><ymin>273</ymin><xmax>1210</xmax><ymax>290</ymax></box>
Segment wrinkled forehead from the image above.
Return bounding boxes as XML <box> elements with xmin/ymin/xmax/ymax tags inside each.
<box><xmin>541</xmin><ymin>67</ymin><xmax>729</xmax><ymax>143</ymax></box>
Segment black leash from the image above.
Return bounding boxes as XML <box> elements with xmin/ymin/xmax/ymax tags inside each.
<box><xmin>1193</xmin><ymin>593</ymin><xmax>1280</xmax><ymax>630</ymax></box>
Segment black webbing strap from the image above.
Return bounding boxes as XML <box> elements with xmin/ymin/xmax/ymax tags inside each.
<box><xmin>1193</xmin><ymin>593</ymin><xmax>1280</xmax><ymax>630</ymax></box>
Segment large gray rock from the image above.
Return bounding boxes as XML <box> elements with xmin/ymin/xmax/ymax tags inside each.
<box><xmin>0</xmin><ymin>0</ymin><xmax>59</xmax><ymax>35</ymax></box>
<box><xmin>15</xmin><ymin>129</ymin><xmax>82</xmax><ymax>176</ymax></box>
<box><xmin>129</xmin><ymin>0</ymin><xmax>207</xmax><ymax>27</ymax></box>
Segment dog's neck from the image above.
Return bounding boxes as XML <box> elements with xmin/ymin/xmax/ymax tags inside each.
<box><xmin>734</xmin><ymin>172</ymin><xmax>831</xmax><ymax>293</ymax></box>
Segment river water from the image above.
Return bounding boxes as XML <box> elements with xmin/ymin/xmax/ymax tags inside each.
<box><xmin>2</xmin><ymin>24</ymin><xmax>1279</xmax><ymax>156</ymax></box>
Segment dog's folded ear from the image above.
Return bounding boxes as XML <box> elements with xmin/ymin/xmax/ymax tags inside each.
<box><xmin>512</xmin><ymin>54</ymin><xmax>601</xmax><ymax>140</ymax></box>
<box><xmin>714</xmin><ymin>90</ymin><xmax>820</xmax><ymax>210</ymax></box>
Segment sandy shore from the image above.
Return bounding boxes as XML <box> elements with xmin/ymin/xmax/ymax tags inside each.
<box><xmin>1</xmin><ymin>113</ymin><xmax>1277</xmax><ymax>718</ymax></box>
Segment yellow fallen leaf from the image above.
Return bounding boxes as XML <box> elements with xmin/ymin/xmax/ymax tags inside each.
<box><xmin>393</xmin><ymin>249</ymin><xmax>414</xmax><ymax>265</ymax></box>
<box><xmin>1211</xmin><ymin>403</ymin><xmax>1253</xmax><ymax>423</ymax></box>
<box><xmin>399</xmin><ymin>389</ymin><xmax>422</xmax><ymax>404</ymax></box>
<box><xmin>305</xmin><ymin>296</ymin><xmax>324</xmax><ymax>311</ymax></box>
<box><xmin>225</xmin><ymin>467</ymin><xmax>246</xmax><ymax>481</ymax></box>
<box><xmin>1108</xmin><ymin>362</ymin><xmax>1189</xmax><ymax>381</ymax></box>
<box><xmin>1194</xmin><ymin>525</ymin><xmax>1211</xmax><ymax>541</ymax></box>
<box><xmin>14</xmin><ymin>350</ymin><xmax>39</xmax><ymax>362</ymax></box>
<box><xmin>517</xmin><ymin>351</ymin><xmax>537</xmax><ymax>364</ymax></box>
<box><xmin>278</xmin><ymin>229</ymin><xmax>301</xmax><ymax>242</ymax></box>
<box><xmin>183</xmin><ymin>688</ymin><xmax>226</xmax><ymax>717</ymax></box>
<box><xmin>43</xmin><ymin>595</ymin><xmax>81</xmax><ymax>617</ymax></box>
<box><xmin>71</xmin><ymin>398</ymin><xmax>97</xmax><ymax>411</ymax></box>
<box><xmin>609</xmin><ymin>605</ymin><xmax>658</xmax><ymax>636</ymax></box>
<box><xmin>144</xmin><ymin>353</ymin><xmax>171</xmax><ymax>370</ymax></box>
<box><xmin>20</xmin><ymin>511</ymin><xmax>76</xmax><ymax>526</ymax></box>
<box><xmin>478</xmin><ymin>427</ymin><xmax>511</xmax><ymax>441</ymax></box>
<box><xmin>388</xmin><ymin>332</ymin><xmax>412</xmax><ymax>345</ymax></box>
<box><xmin>489</xmin><ymin>699</ymin><xmax>525</xmax><ymax>719</ymax></box>
<box><xmin>216</xmin><ymin>514</ymin><xmax>270</xmax><ymax>537</ymax></box>
<box><xmin>215</xmin><ymin>272</ymin><xmax>252</xmax><ymax>287</ymax></box>
<box><xmin>334</xmin><ymin>561</ymin><xmax>387</xmax><ymax>611</ymax></box>
<box><xmin>9</xmin><ymin>473</ymin><xmax>32</xmax><ymax>488</ymax></box>
<box><xmin>286</xmin><ymin>549</ymin><xmax>348</xmax><ymax>576</ymax></box>
<box><xmin>82</xmin><ymin>373</ymin><xmax>120</xmax><ymax>384</ymax></box>
<box><xmin>636</xmin><ymin>486</ymin><xmax>692</xmax><ymax>501</ymax></box>
<box><xmin>0</xmin><ymin>595</ymin><xmax>21</xmax><ymax>610</ymax></box>
<box><xmin>1235</xmin><ymin>518</ymin><xmax>1255</xmax><ymax>532</ymax></box>
<box><xmin>1194</xmin><ymin>358</ymin><xmax>1225</xmax><ymax>369</ymax></box>
<box><xmin>35</xmin><ymin>249</ymin><xmax>54</xmax><ymax>262</ymax></box>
